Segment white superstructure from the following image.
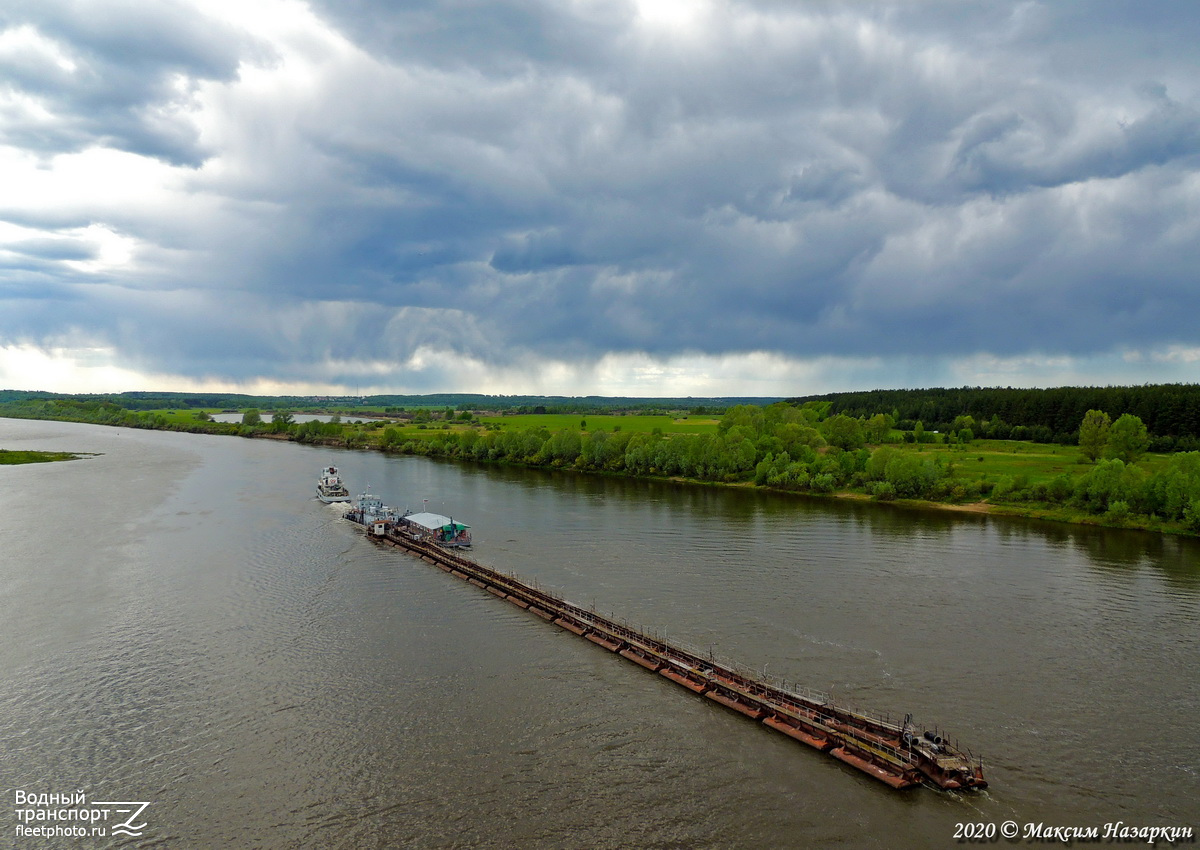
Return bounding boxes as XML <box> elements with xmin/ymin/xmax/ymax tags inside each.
<box><xmin>316</xmin><ymin>466</ymin><xmax>352</xmax><ymax>503</ymax></box>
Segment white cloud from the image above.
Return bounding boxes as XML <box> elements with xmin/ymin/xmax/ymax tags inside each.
<box><xmin>0</xmin><ymin>23</ymin><xmax>78</xmax><ymax>75</ymax></box>
<box><xmin>1</xmin><ymin>1</ymin><xmax>1199</xmax><ymax>396</ymax></box>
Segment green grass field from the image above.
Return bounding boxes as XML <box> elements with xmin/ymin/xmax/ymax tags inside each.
<box><xmin>143</xmin><ymin>409</ymin><xmax>222</xmax><ymax>424</ymax></box>
<box><xmin>905</xmin><ymin>439</ymin><xmax>1169</xmax><ymax>488</ymax></box>
<box><xmin>915</xmin><ymin>440</ymin><xmax>1085</xmax><ymax>485</ymax></box>
<box><xmin>475</xmin><ymin>413</ymin><xmax>720</xmax><ymax>434</ymax></box>
<box><xmin>0</xmin><ymin>449</ymin><xmax>79</xmax><ymax>464</ymax></box>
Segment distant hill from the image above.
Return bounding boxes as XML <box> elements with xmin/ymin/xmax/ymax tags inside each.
<box><xmin>0</xmin><ymin>389</ymin><xmax>781</xmax><ymax>414</ymax></box>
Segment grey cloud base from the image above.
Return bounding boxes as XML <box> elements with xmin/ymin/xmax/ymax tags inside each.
<box><xmin>1</xmin><ymin>1</ymin><xmax>1198</xmax><ymax>392</ymax></box>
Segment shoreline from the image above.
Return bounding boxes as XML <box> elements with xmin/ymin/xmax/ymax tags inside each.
<box><xmin>5</xmin><ymin>412</ymin><xmax>1195</xmax><ymax>539</ymax></box>
<box><xmin>430</xmin><ymin>454</ymin><xmax>1197</xmax><ymax>538</ymax></box>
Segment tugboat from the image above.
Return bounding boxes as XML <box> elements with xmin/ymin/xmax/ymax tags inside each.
<box><xmin>344</xmin><ymin>489</ymin><xmax>401</xmax><ymax>525</ymax></box>
<box><xmin>316</xmin><ymin>466</ymin><xmax>352</xmax><ymax>503</ymax></box>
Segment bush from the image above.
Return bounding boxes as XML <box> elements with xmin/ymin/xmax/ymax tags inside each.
<box><xmin>990</xmin><ymin>475</ymin><xmax>1015</xmax><ymax>501</ymax></box>
<box><xmin>810</xmin><ymin>473</ymin><xmax>836</xmax><ymax>493</ymax></box>
<box><xmin>1105</xmin><ymin>500</ymin><xmax>1131</xmax><ymax>522</ymax></box>
<box><xmin>1046</xmin><ymin>474</ymin><xmax>1073</xmax><ymax>504</ymax></box>
<box><xmin>866</xmin><ymin>446</ymin><xmax>898</xmax><ymax>481</ymax></box>
<box><xmin>1185</xmin><ymin>499</ymin><xmax>1200</xmax><ymax>532</ymax></box>
<box><xmin>1073</xmin><ymin>458</ymin><xmax>1148</xmax><ymax>515</ymax></box>
<box><xmin>884</xmin><ymin>454</ymin><xmax>941</xmax><ymax>498</ymax></box>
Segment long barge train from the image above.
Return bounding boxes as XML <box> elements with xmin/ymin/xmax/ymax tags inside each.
<box><xmin>344</xmin><ymin>496</ymin><xmax>987</xmax><ymax>792</ymax></box>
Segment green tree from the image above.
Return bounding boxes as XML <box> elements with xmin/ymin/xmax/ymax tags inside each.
<box><xmin>865</xmin><ymin>413</ymin><xmax>894</xmax><ymax>443</ymax></box>
<box><xmin>380</xmin><ymin>427</ymin><xmax>402</xmax><ymax>450</ymax></box>
<box><xmin>1185</xmin><ymin>499</ymin><xmax>1200</xmax><ymax>532</ymax></box>
<box><xmin>884</xmin><ymin>454</ymin><xmax>940</xmax><ymax>498</ymax></box>
<box><xmin>1105</xmin><ymin>414</ymin><xmax>1149</xmax><ymax>464</ymax></box>
<box><xmin>822</xmin><ymin>414</ymin><xmax>866</xmax><ymax>451</ymax></box>
<box><xmin>541</xmin><ymin>430</ymin><xmax>582</xmax><ymax>464</ymax></box>
<box><xmin>271</xmin><ymin>410</ymin><xmax>294</xmax><ymax>433</ymax></box>
<box><xmin>1078</xmin><ymin>409</ymin><xmax>1111</xmax><ymax>461</ymax></box>
<box><xmin>1147</xmin><ymin>452</ymin><xmax>1200</xmax><ymax>520</ymax></box>
<box><xmin>866</xmin><ymin>446</ymin><xmax>899</xmax><ymax>481</ymax></box>
<box><xmin>1073</xmin><ymin>458</ymin><xmax>1148</xmax><ymax>514</ymax></box>
<box><xmin>241</xmin><ymin>408</ymin><xmax>262</xmax><ymax>426</ymax></box>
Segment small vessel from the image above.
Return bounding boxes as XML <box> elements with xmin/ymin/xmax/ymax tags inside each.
<box><xmin>316</xmin><ymin>466</ymin><xmax>352</xmax><ymax>503</ymax></box>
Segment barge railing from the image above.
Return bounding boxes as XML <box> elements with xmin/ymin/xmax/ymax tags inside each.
<box><xmin>362</xmin><ymin>520</ymin><xmax>986</xmax><ymax>792</ymax></box>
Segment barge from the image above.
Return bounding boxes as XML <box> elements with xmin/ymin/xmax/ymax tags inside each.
<box><xmin>348</xmin><ymin>513</ymin><xmax>988</xmax><ymax>792</ymax></box>
<box><xmin>345</xmin><ymin>493</ymin><xmax>472</xmax><ymax>548</ymax></box>
<box><xmin>397</xmin><ymin>511</ymin><xmax>472</xmax><ymax>548</ymax></box>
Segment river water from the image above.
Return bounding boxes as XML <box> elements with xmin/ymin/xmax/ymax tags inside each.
<box><xmin>1</xmin><ymin>419</ymin><xmax>1197</xmax><ymax>848</ymax></box>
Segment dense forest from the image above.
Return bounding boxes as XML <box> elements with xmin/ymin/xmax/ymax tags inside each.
<box><xmin>790</xmin><ymin>385</ymin><xmax>1200</xmax><ymax>451</ymax></box>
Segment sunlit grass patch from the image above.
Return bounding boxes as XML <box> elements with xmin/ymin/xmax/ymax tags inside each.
<box><xmin>0</xmin><ymin>449</ymin><xmax>79</xmax><ymax>464</ymax></box>
<box><xmin>475</xmin><ymin>413</ymin><xmax>720</xmax><ymax>434</ymax></box>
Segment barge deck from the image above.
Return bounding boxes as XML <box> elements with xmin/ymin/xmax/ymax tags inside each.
<box><xmin>359</xmin><ymin>520</ymin><xmax>987</xmax><ymax>792</ymax></box>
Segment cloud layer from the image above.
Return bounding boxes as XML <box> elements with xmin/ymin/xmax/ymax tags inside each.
<box><xmin>1</xmin><ymin>0</ymin><xmax>1198</xmax><ymax>394</ymax></box>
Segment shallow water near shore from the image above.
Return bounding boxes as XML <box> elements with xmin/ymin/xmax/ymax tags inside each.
<box><xmin>2</xmin><ymin>418</ymin><xmax>1197</xmax><ymax>848</ymax></box>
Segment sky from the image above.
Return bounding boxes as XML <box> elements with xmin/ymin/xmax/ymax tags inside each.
<box><xmin>1</xmin><ymin>0</ymin><xmax>1198</xmax><ymax>398</ymax></box>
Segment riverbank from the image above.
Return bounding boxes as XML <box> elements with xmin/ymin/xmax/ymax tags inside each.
<box><xmin>830</xmin><ymin>490</ymin><xmax>1195</xmax><ymax>534</ymax></box>
<box><xmin>3</xmin><ymin>405</ymin><xmax>1197</xmax><ymax>538</ymax></box>
<box><xmin>658</xmin><ymin>476</ymin><xmax>1199</xmax><ymax>536</ymax></box>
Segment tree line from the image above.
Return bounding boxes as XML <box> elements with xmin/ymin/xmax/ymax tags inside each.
<box><xmin>790</xmin><ymin>384</ymin><xmax>1200</xmax><ymax>450</ymax></box>
<box><xmin>0</xmin><ymin>398</ymin><xmax>235</xmax><ymax>432</ymax></box>
<box><xmin>362</xmin><ymin>404</ymin><xmax>1200</xmax><ymax>533</ymax></box>
<box><xmin>0</xmin><ymin>389</ymin><xmax>777</xmax><ymax>415</ymax></box>
<box><xmin>4</xmin><ymin>395</ymin><xmax>1198</xmax><ymax>533</ymax></box>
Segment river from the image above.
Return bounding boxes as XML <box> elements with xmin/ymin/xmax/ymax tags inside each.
<box><xmin>1</xmin><ymin>419</ymin><xmax>1197</xmax><ymax>848</ymax></box>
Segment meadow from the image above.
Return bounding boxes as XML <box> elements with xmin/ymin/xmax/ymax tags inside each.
<box><xmin>0</xmin><ymin>449</ymin><xmax>80</xmax><ymax>464</ymax></box>
<box><xmin>475</xmin><ymin>413</ymin><xmax>721</xmax><ymax>434</ymax></box>
<box><xmin>906</xmin><ymin>439</ymin><xmax>1167</xmax><ymax>486</ymax></box>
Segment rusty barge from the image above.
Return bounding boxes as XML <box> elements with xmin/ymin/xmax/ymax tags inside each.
<box><xmin>352</xmin><ymin>514</ymin><xmax>987</xmax><ymax>792</ymax></box>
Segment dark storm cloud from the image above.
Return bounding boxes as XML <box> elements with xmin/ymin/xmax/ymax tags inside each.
<box><xmin>306</xmin><ymin>0</ymin><xmax>630</xmax><ymax>74</ymax></box>
<box><xmin>3</xmin><ymin>0</ymin><xmax>1199</xmax><ymax>390</ymax></box>
<box><xmin>0</xmin><ymin>0</ymin><xmax>259</xmax><ymax>164</ymax></box>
